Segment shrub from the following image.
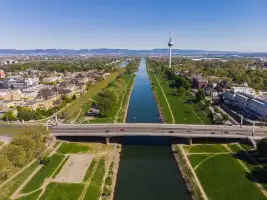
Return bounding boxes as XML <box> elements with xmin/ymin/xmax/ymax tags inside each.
<box><xmin>40</xmin><ymin>156</ymin><xmax>51</xmax><ymax>165</ymax></box>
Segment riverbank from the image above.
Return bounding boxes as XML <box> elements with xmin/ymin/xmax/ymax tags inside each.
<box><xmin>121</xmin><ymin>76</ymin><xmax>136</xmax><ymax>123</ymax></box>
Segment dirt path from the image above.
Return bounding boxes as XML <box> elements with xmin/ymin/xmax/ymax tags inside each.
<box><xmin>72</xmin><ymin>109</ymin><xmax>82</xmax><ymax>124</ymax></box>
<box><xmin>10</xmin><ymin>165</ymin><xmax>42</xmax><ymax>199</ymax></box>
<box><xmin>114</xmin><ymin>74</ymin><xmax>134</xmax><ymax>123</ymax></box>
<box><xmin>79</xmin><ymin>159</ymin><xmax>100</xmax><ymax>200</ymax></box>
<box><xmin>179</xmin><ymin>145</ymin><xmax>209</xmax><ymax>200</ymax></box>
<box><xmin>152</xmin><ymin>72</ymin><xmax>175</xmax><ymax>124</ymax></box>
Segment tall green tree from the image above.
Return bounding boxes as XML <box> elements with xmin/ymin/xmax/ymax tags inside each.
<box><xmin>3</xmin><ymin>145</ymin><xmax>27</xmax><ymax>167</ymax></box>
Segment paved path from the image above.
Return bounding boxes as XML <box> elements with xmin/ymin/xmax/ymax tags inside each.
<box><xmin>179</xmin><ymin>145</ymin><xmax>209</xmax><ymax>200</ymax></box>
<box><xmin>152</xmin><ymin>72</ymin><xmax>175</xmax><ymax>123</ymax></box>
<box><xmin>114</xmin><ymin>74</ymin><xmax>134</xmax><ymax>123</ymax></box>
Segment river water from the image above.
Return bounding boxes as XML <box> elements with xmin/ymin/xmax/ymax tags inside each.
<box><xmin>114</xmin><ymin>58</ymin><xmax>191</xmax><ymax>200</ymax></box>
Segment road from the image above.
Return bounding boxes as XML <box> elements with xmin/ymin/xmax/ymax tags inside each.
<box><xmin>51</xmin><ymin>123</ymin><xmax>267</xmax><ymax>140</ymax></box>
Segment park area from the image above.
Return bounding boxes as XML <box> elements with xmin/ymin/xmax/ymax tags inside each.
<box><xmin>181</xmin><ymin>143</ymin><xmax>267</xmax><ymax>200</ymax></box>
<box><xmin>148</xmin><ymin>70</ymin><xmax>212</xmax><ymax>124</ymax></box>
<box><xmin>0</xmin><ymin>141</ymin><xmax>117</xmax><ymax>200</ymax></box>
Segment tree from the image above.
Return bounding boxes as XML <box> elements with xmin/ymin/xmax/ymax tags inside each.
<box><xmin>98</xmin><ymin>98</ymin><xmax>113</xmax><ymax>117</ymax></box>
<box><xmin>72</xmin><ymin>94</ymin><xmax>77</xmax><ymax>100</ymax></box>
<box><xmin>257</xmin><ymin>138</ymin><xmax>267</xmax><ymax>158</ymax></box>
<box><xmin>3</xmin><ymin>144</ymin><xmax>27</xmax><ymax>167</ymax></box>
<box><xmin>222</xmin><ymin>114</ymin><xmax>229</xmax><ymax>122</ymax></box>
<box><xmin>12</xmin><ymin>135</ymin><xmax>37</xmax><ymax>159</ymax></box>
<box><xmin>2</xmin><ymin>111</ymin><xmax>17</xmax><ymax>121</ymax></box>
<box><xmin>0</xmin><ymin>154</ymin><xmax>13</xmax><ymax>180</ymax></box>
<box><xmin>177</xmin><ymin>87</ymin><xmax>186</xmax><ymax>97</ymax></box>
<box><xmin>172</xmin><ymin>87</ymin><xmax>178</xmax><ymax>96</ymax></box>
<box><xmin>196</xmin><ymin>89</ymin><xmax>205</xmax><ymax>102</ymax></box>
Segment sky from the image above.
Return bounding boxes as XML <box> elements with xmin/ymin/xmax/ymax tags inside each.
<box><xmin>0</xmin><ymin>0</ymin><xmax>267</xmax><ymax>52</ymax></box>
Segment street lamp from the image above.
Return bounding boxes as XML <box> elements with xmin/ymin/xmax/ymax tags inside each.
<box><xmin>252</xmin><ymin>123</ymin><xmax>255</xmax><ymax>136</ymax></box>
<box><xmin>133</xmin><ymin>117</ymin><xmax>136</xmax><ymax>133</ymax></box>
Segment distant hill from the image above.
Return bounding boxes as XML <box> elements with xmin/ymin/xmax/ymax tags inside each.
<box><xmin>0</xmin><ymin>48</ymin><xmax>266</xmax><ymax>57</ymax></box>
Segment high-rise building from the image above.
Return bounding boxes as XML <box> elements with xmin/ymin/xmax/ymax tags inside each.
<box><xmin>168</xmin><ymin>30</ymin><xmax>173</xmax><ymax>68</ymax></box>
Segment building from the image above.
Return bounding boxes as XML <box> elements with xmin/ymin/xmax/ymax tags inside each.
<box><xmin>42</xmin><ymin>76</ymin><xmax>62</xmax><ymax>83</ymax></box>
<box><xmin>192</xmin><ymin>76</ymin><xmax>208</xmax><ymax>89</ymax></box>
<box><xmin>168</xmin><ymin>30</ymin><xmax>173</xmax><ymax>68</ymax></box>
<box><xmin>0</xmin><ymin>89</ymin><xmax>21</xmax><ymax>100</ymax></box>
<box><xmin>0</xmin><ymin>70</ymin><xmax>5</xmax><ymax>78</ymax></box>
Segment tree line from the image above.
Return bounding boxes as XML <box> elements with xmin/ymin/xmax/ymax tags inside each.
<box><xmin>0</xmin><ymin>126</ymin><xmax>49</xmax><ymax>181</ymax></box>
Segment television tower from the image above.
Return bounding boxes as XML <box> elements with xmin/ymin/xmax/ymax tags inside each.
<box><xmin>168</xmin><ymin>30</ymin><xmax>173</xmax><ymax>68</ymax></box>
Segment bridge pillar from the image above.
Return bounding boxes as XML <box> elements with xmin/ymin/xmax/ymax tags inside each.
<box><xmin>187</xmin><ymin>138</ymin><xmax>192</xmax><ymax>145</ymax></box>
<box><xmin>105</xmin><ymin>137</ymin><xmax>109</xmax><ymax>145</ymax></box>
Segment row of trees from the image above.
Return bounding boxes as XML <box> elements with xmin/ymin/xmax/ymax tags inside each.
<box><xmin>0</xmin><ymin>126</ymin><xmax>49</xmax><ymax>180</ymax></box>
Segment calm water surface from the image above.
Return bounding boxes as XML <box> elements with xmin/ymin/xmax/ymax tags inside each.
<box><xmin>114</xmin><ymin>58</ymin><xmax>191</xmax><ymax>200</ymax></box>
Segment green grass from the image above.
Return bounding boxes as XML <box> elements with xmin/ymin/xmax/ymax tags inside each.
<box><xmin>0</xmin><ymin>126</ymin><xmax>22</xmax><ymax>136</ymax></box>
<box><xmin>0</xmin><ymin>161</ymin><xmax>40</xmax><ymax>200</ymax></box>
<box><xmin>22</xmin><ymin>154</ymin><xmax>64</xmax><ymax>193</ymax></box>
<box><xmin>228</xmin><ymin>143</ymin><xmax>242</xmax><ymax>153</ymax></box>
<box><xmin>148</xmin><ymin>70</ymin><xmax>173</xmax><ymax>123</ymax></box>
<box><xmin>149</xmin><ymin>71</ymin><xmax>212</xmax><ymax>124</ymax></box>
<box><xmin>83</xmin><ymin>159</ymin><xmax>97</xmax><ymax>182</ymax></box>
<box><xmin>89</xmin><ymin>73</ymin><xmax>134</xmax><ymax>123</ymax></box>
<box><xmin>57</xmin><ymin>142</ymin><xmax>89</xmax><ymax>154</ymax></box>
<box><xmin>188</xmin><ymin>154</ymin><xmax>213</xmax><ymax>168</ymax></box>
<box><xmin>16</xmin><ymin>189</ymin><xmax>42</xmax><ymax>200</ymax></box>
<box><xmin>39</xmin><ymin>183</ymin><xmax>84</xmax><ymax>200</ymax></box>
<box><xmin>194</xmin><ymin>154</ymin><xmax>265</xmax><ymax>200</ymax></box>
<box><xmin>84</xmin><ymin>159</ymin><xmax>105</xmax><ymax>200</ymax></box>
<box><xmin>240</xmin><ymin>143</ymin><xmax>255</xmax><ymax>151</ymax></box>
<box><xmin>52</xmin><ymin>155</ymin><xmax>70</xmax><ymax>178</ymax></box>
<box><xmin>188</xmin><ymin>144</ymin><xmax>228</xmax><ymax>153</ymax></box>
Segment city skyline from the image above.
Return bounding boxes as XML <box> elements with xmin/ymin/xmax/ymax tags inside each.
<box><xmin>0</xmin><ymin>0</ymin><xmax>267</xmax><ymax>52</ymax></box>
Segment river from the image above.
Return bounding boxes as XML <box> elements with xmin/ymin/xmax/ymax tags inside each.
<box><xmin>114</xmin><ymin>58</ymin><xmax>191</xmax><ymax>200</ymax></box>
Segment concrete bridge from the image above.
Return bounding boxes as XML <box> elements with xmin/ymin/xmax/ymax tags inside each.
<box><xmin>51</xmin><ymin>123</ymin><xmax>267</xmax><ymax>144</ymax></box>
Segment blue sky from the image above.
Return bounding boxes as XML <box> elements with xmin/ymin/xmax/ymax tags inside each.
<box><xmin>0</xmin><ymin>0</ymin><xmax>266</xmax><ymax>52</ymax></box>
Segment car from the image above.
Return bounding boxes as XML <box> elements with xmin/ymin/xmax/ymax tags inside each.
<box><xmin>120</xmin><ymin>129</ymin><xmax>124</xmax><ymax>131</ymax></box>
<box><xmin>168</xmin><ymin>131</ymin><xmax>174</xmax><ymax>133</ymax></box>
<box><xmin>105</xmin><ymin>130</ymin><xmax>110</xmax><ymax>133</ymax></box>
<box><xmin>224</xmin><ymin>131</ymin><xmax>229</xmax><ymax>134</ymax></box>
<box><xmin>211</xmin><ymin>132</ymin><xmax>215</xmax><ymax>134</ymax></box>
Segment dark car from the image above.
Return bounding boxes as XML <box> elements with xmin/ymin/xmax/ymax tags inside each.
<box><xmin>105</xmin><ymin>130</ymin><xmax>110</xmax><ymax>133</ymax></box>
<box><xmin>120</xmin><ymin>129</ymin><xmax>124</xmax><ymax>131</ymax></box>
<box><xmin>211</xmin><ymin>132</ymin><xmax>215</xmax><ymax>134</ymax></box>
<box><xmin>169</xmin><ymin>131</ymin><xmax>174</xmax><ymax>133</ymax></box>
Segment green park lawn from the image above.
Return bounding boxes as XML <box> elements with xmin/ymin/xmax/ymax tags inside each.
<box><xmin>52</xmin><ymin>155</ymin><xmax>70</xmax><ymax>178</ymax></box>
<box><xmin>83</xmin><ymin>159</ymin><xmax>97</xmax><ymax>182</ymax></box>
<box><xmin>228</xmin><ymin>143</ymin><xmax>243</xmax><ymax>153</ymax></box>
<box><xmin>0</xmin><ymin>161</ymin><xmax>40</xmax><ymax>200</ymax></box>
<box><xmin>188</xmin><ymin>154</ymin><xmax>212</xmax><ymax>169</ymax></box>
<box><xmin>57</xmin><ymin>142</ymin><xmax>89</xmax><ymax>154</ymax></box>
<box><xmin>16</xmin><ymin>189</ymin><xmax>42</xmax><ymax>200</ymax></box>
<box><xmin>84</xmin><ymin>159</ymin><xmax>105</xmax><ymax>200</ymax></box>
<box><xmin>148</xmin><ymin>70</ymin><xmax>173</xmax><ymax>123</ymax></box>
<box><xmin>149</xmin><ymin>71</ymin><xmax>212</xmax><ymax>124</ymax></box>
<box><xmin>187</xmin><ymin>144</ymin><xmax>228</xmax><ymax>153</ymax></box>
<box><xmin>39</xmin><ymin>183</ymin><xmax>84</xmax><ymax>200</ymax></box>
<box><xmin>22</xmin><ymin>154</ymin><xmax>64</xmax><ymax>193</ymax></box>
<box><xmin>193</xmin><ymin>154</ymin><xmax>266</xmax><ymax>200</ymax></box>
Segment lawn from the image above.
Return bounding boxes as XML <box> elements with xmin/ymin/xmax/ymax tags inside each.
<box><xmin>0</xmin><ymin>126</ymin><xmax>24</xmax><ymax>136</ymax></box>
<box><xmin>188</xmin><ymin>154</ymin><xmax>212</xmax><ymax>169</ymax></box>
<box><xmin>52</xmin><ymin>155</ymin><xmax>70</xmax><ymax>178</ymax></box>
<box><xmin>0</xmin><ymin>161</ymin><xmax>40</xmax><ymax>200</ymax></box>
<box><xmin>240</xmin><ymin>143</ymin><xmax>255</xmax><ymax>151</ymax></box>
<box><xmin>148</xmin><ymin>70</ymin><xmax>173</xmax><ymax>123</ymax></box>
<box><xmin>39</xmin><ymin>183</ymin><xmax>84</xmax><ymax>200</ymax></box>
<box><xmin>57</xmin><ymin>142</ymin><xmax>90</xmax><ymax>154</ymax></box>
<box><xmin>16</xmin><ymin>189</ymin><xmax>42</xmax><ymax>200</ymax></box>
<box><xmin>194</xmin><ymin>154</ymin><xmax>265</xmax><ymax>200</ymax></box>
<box><xmin>83</xmin><ymin>159</ymin><xmax>97</xmax><ymax>182</ymax></box>
<box><xmin>84</xmin><ymin>158</ymin><xmax>105</xmax><ymax>200</ymax></box>
<box><xmin>228</xmin><ymin>143</ymin><xmax>242</xmax><ymax>153</ymax></box>
<box><xmin>187</xmin><ymin>144</ymin><xmax>228</xmax><ymax>153</ymax></box>
<box><xmin>150</xmin><ymin>71</ymin><xmax>212</xmax><ymax>124</ymax></box>
<box><xmin>22</xmin><ymin>154</ymin><xmax>64</xmax><ymax>193</ymax></box>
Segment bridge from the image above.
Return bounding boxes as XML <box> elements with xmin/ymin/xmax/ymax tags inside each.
<box><xmin>51</xmin><ymin>123</ymin><xmax>267</xmax><ymax>144</ymax></box>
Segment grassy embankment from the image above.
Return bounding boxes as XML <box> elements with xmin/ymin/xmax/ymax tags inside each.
<box><xmin>88</xmin><ymin>73</ymin><xmax>135</xmax><ymax>123</ymax></box>
<box><xmin>21</xmin><ymin>153</ymin><xmax>64</xmax><ymax>193</ymax></box>
<box><xmin>84</xmin><ymin>158</ymin><xmax>106</xmax><ymax>200</ymax></box>
<box><xmin>57</xmin><ymin>142</ymin><xmax>90</xmax><ymax>154</ymax></box>
<box><xmin>147</xmin><ymin>67</ymin><xmax>212</xmax><ymax>124</ymax></box>
<box><xmin>62</xmin><ymin>70</ymin><xmax>121</xmax><ymax>123</ymax></box>
<box><xmin>183</xmin><ymin>144</ymin><xmax>266</xmax><ymax>200</ymax></box>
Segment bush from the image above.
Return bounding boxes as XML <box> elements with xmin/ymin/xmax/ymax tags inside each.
<box><xmin>105</xmin><ymin>176</ymin><xmax>112</xmax><ymax>186</ymax></box>
<box><xmin>102</xmin><ymin>186</ymin><xmax>111</xmax><ymax>197</ymax></box>
<box><xmin>40</xmin><ymin>156</ymin><xmax>51</xmax><ymax>165</ymax></box>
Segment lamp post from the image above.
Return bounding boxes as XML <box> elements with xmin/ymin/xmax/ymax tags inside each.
<box><xmin>133</xmin><ymin>117</ymin><xmax>136</xmax><ymax>133</ymax></box>
<box><xmin>252</xmin><ymin>123</ymin><xmax>255</xmax><ymax>136</ymax></box>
